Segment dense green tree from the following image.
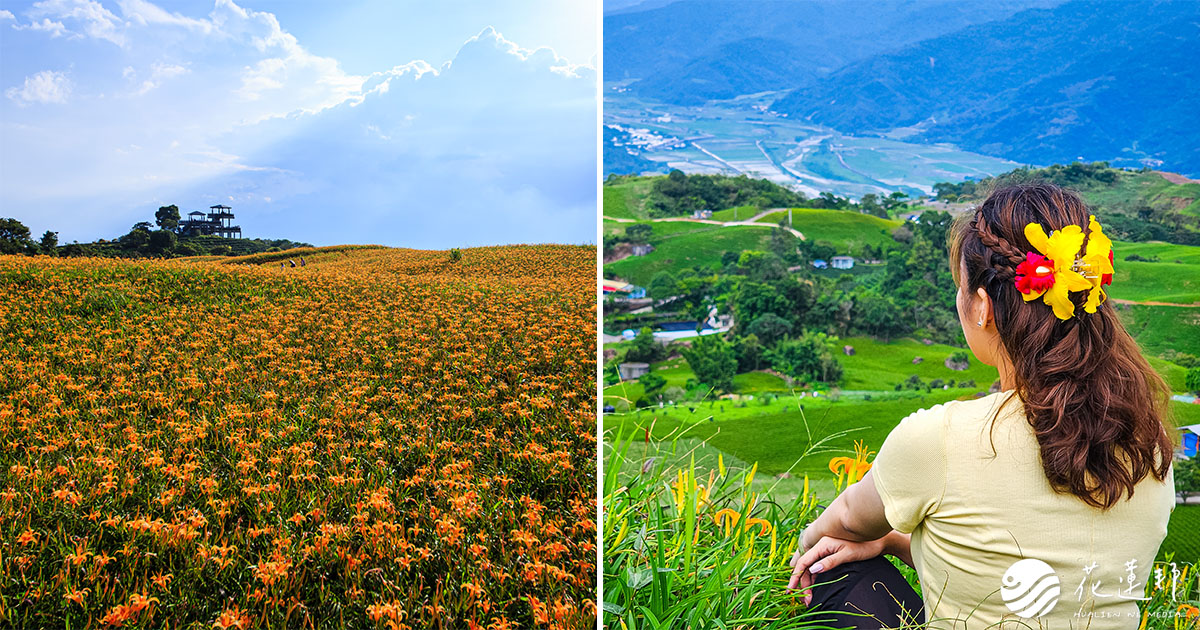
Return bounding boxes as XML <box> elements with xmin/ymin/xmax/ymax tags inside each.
<box><xmin>747</xmin><ymin>312</ymin><xmax>792</xmax><ymax>346</ymax></box>
<box><xmin>0</xmin><ymin>217</ymin><xmax>34</xmax><ymax>254</ymax></box>
<box><xmin>777</xmin><ymin>277</ymin><xmax>815</xmax><ymax>329</ymax></box>
<box><xmin>732</xmin><ymin>333</ymin><xmax>765</xmax><ymax>372</ymax></box>
<box><xmin>809</xmin><ymin>241</ymin><xmax>836</xmax><ymax>261</ymax></box>
<box><xmin>625</xmin><ymin>223</ymin><xmax>652</xmax><ymax>242</ymax></box>
<box><xmin>737</xmin><ymin>250</ymin><xmax>786</xmax><ymax>282</ymax></box>
<box><xmin>121</xmin><ymin>223</ymin><xmax>152</xmax><ymax>250</ymax></box>
<box><xmin>1187</xmin><ymin>367</ymin><xmax>1200</xmax><ymax>395</ymax></box>
<box><xmin>859</xmin><ymin>193</ymin><xmax>880</xmax><ymax>214</ymax></box>
<box><xmin>853</xmin><ymin>291</ymin><xmax>906</xmax><ymax>342</ymax></box>
<box><xmin>913</xmin><ymin>210</ymin><xmax>952</xmax><ymax>251</ymax></box>
<box><xmin>766</xmin><ymin>331</ymin><xmax>843</xmax><ymax>385</ymax></box>
<box><xmin>39</xmin><ymin>230</ymin><xmax>58</xmax><ymax>254</ymax></box>
<box><xmin>883</xmin><ymin>191</ymin><xmax>909</xmax><ymax>211</ymax></box>
<box><xmin>647</xmin><ymin>171</ymin><xmax>808</xmax><ymax>217</ymax></box>
<box><xmin>807</xmin><ymin>291</ymin><xmax>853</xmax><ymax>337</ymax></box>
<box><xmin>625</xmin><ymin>327</ymin><xmax>665</xmax><ymax>364</ymax></box>
<box><xmin>733</xmin><ymin>282</ymin><xmax>788</xmax><ymax>330</ymax></box>
<box><xmin>148</xmin><ymin>229</ymin><xmax>177</xmax><ymax>254</ymax></box>
<box><xmin>638</xmin><ymin>372</ymin><xmax>667</xmax><ymax>400</ymax></box>
<box><xmin>1176</xmin><ymin>456</ymin><xmax>1200</xmax><ymax>502</ymax></box>
<box><xmin>681</xmin><ymin>335</ymin><xmax>737</xmax><ymax>393</ymax></box>
<box><xmin>648</xmin><ymin>271</ymin><xmax>678</xmax><ymax>299</ymax></box>
<box><xmin>768</xmin><ymin>227</ymin><xmax>797</xmax><ymax>263</ymax></box>
<box><xmin>675</xmin><ymin>272</ymin><xmax>718</xmax><ymax>323</ymax></box>
<box><xmin>155</xmin><ymin>205</ymin><xmax>181</xmax><ymax>231</ymax></box>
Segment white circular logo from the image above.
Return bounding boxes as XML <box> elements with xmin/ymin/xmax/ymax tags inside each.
<box><xmin>1001</xmin><ymin>559</ymin><xmax>1060</xmax><ymax>618</ymax></box>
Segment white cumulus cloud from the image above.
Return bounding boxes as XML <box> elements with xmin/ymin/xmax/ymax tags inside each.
<box><xmin>6</xmin><ymin>70</ymin><xmax>72</xmax><ymax>105</ymax></box>
<box><xmin>116</xmin><ymin>0</ymin><xmax>212</xmax><ymax>33</ymax></box>
<box><xmin>26</xmin><ymin>0</ymin><xmax>127</xmax><ymax>47</ymax></box>
<box><xmin>1</xmin><ymin>4</ymin><xmax>595</xmax><ymax>248</ymax></box>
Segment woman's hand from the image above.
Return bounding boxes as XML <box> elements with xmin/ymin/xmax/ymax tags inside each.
<box><xmin>787</xmin><ymin>535</ymin><xmax>887</xmax><ymax>605</ymax></box>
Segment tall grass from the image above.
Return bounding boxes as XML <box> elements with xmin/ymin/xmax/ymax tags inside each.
<box><xmin>603</xmin><ymin>430</ymin><xmax>1200</xmax><ymax>629</ymax></box>
<box><xmin>602</xmin><ymin>406</ymin><xmax>870</xmax><ymax>630</ymax></box>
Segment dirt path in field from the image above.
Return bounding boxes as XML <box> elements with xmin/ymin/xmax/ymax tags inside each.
<box><xmin>604</xmin><ymin>210</ymin><xmax>805</xmax><ymax>239</ymax></box>
<box><xmin>1154</xmin><ymin>171</ymin><xmax>1200</xmax><ymax>185</ymax></box>
<box><xmin>1111</xmin><ymin>298</ymin><xmax>1200</xmax><ymax>307</ymax></box>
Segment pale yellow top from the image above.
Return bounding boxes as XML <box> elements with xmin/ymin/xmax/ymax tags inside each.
<box><xmin>872</xmin><ymin>391</ymin><xmax>1175</xmax><ymax>630</ymax></box>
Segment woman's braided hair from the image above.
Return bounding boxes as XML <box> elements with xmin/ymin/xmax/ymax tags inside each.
<box><xmin>969</xmin><ymin>212</ymin><xmax>1025</xmax><ymax>282</ymax></box>
<box><xmin>949</xmin><ymin>182</ymin><xmax>1172</xmax><ymax>510</ymax></box>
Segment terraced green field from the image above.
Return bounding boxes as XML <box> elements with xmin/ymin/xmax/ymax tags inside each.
<box><xmin>1118</xmin><ymin>304</ymin><xmax>1200</xmax><ymax>357</ymax></box>
<box><xmin>1084</xmin><ymin>170</ymin><xmax>1200</xmax><ymax>218</ymax></box>
<box><xmin>603</xmin><ymin>219</ymin><xmax>711</xmax><ymax>239</ymax></box>
<box><xmin>756</xmin><ymin>208</ymin><xmax>900</xmax><ymax>254</ymax></box>
<box><xmin>606</xmin><ymin>224</ymin><xmax>789</xmax><ymax>286</ymax></box>
<box><xmin>1160</xmin><ymin>505</ymin><xmax>1200</xmax><ymax>564</ymax></box>
<box><xmin>833</xmin><ymin>336</ymin><xmax>999</xmax><ymax>390</ymax></box>
<box><xmin>1116</xmin><ymin>240</ymin><xmax>1200</xmax><ymax>265</ymax></box>
<box><xmin>603</xmin><ymin>357</ymin><xmax>789</xmax><ymax>406</ymax></box>
<box><xmin>602</xmin><ymin>178</ymin><xmax>656</xmax><ymax>219</ymax></box>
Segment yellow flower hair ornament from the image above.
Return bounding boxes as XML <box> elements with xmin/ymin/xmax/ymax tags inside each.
<box><xmin>1015</xmin><ymin>215</ymin><xmax>1114</xmax><ymax>320</ymax></box>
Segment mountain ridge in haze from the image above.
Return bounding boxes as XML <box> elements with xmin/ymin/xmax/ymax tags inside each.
<box><xmin>770</xmin><ymin>0</ymin><xmax>1200</xmax><ymax>175</ymax></box>
<box><xmin>605</xmin><ymin>0</ymin><xmax>1061</xmax><ymax>103</ymax></box>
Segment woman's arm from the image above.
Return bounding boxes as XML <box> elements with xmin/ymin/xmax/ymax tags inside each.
<box><xmin>882</xmin><ymin>530</ymin><xmax>913</xmax><ymax>567</ymax></box>
<box><xmin>800</xmin><ymin>469</ymin><xmax>893</xmax><ymax>551</ymax></box>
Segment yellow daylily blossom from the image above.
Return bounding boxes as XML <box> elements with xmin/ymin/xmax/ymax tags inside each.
<box><xmin>1080</xmin><ymin>215</ymin><xmax>1115</xmax><ymax>313</ymax></box>
<box><xmin>1023</xmin><ymin>222</ymin><xmax>1094</xmax><ymax>320</ymax></box>
<box><xmin>713</xmin><ymin>508</ymin><xmax>772</xmax><ymax>537</ymax></box>
<box><xmin>745</xmin><ymin>517</ymin><xmax>772</xmax><ymax>536</ymax></box>
<box><xmin>829</xmin><ymin>440</ymin><xmax>875</xmax><ymax>492</ymax></box>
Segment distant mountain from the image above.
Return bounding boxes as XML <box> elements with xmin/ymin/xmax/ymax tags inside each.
<box><xmin>605</xmin><ymin>0</ymin><xmax>1060</xmax><ymax>103</ymax></box>
<box><xmin>772</xmin><ymin>0</ymin><xmax>1200</xmax><ymax>176</ymax></box>
<box><xmin>603</xmin><ymin>0</ymin><xmax>688</xmax><ymax>15</ymax></box>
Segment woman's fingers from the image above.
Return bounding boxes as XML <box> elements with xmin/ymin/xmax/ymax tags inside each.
<box><xmin>800</xmin><ymin>566</ymin><xmax>815</xmax><ymax>605</ymax></box>
<box><xmin>787</xmin><ymin>537</ymin><xmax>840</xmax><ymax>591</ymax></box>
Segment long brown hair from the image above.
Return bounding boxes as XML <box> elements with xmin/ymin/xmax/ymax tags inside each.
<box><xmin>949</xmin><ymin>182</ymin><xmax>1173</xmax><ymax>509</ymax></box>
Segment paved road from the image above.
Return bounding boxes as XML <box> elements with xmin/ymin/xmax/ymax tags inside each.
<box><xmin>604</xmin><ymin>209</ymin><xmax>805</xmax><ymax>239</ymax></box>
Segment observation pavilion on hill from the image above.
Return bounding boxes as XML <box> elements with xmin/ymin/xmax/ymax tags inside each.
<box><xmin>178</xmin><ymin>205</ymin><xmax>242</xmax><ymax>238</ymax></box>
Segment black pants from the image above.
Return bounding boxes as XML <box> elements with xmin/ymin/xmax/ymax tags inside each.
<box><xmin>806</xmin><ymin>556</ymin><xmax>926</xmax><ymax>629</ymax></box>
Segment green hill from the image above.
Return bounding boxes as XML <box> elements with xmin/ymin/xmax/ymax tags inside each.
<box><xmin>935</xmin><ymin>163</ymin><xmax>1200</xmax><ymax>245</ymax></box>
<box><xmin>607</xmin><ymin>223</ymin><xmax>787</xmax><ymax>286</ymax></box>
<box><xmin>756</xmin><ymin>208</ymin><xmax>901</xmax><ymax>253</ymax></box>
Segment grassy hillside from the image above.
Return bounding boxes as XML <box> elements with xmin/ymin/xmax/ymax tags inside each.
<box><xmin>605</xmin><ymin>392</ymin><xmax>1199</xmax><ymax>498</ymax></box>
<box><xmin>1117</xmin><ymin>304</ymin><xmax>1200</xmax><ymax>357</ymax></box>
<box><xmin>833</xmin><ymin>336</ymin><xmax>999</xmax><ymax>390</ymax></box>
<box><xmin>756</xmin><ymin>208</ymin><xmax>901</xmax><ymax>253</ymax></box>
<box><xmin>602</xmin><ymin>177</ymin><xmax>661</xmax><ymax>220</ymax></box>
<box><xmin>603</xmin><ymin>219</ymin><xmax>711</xmax><ymax>240</ymax></box>
<box><xmin>607</xmin><ymin>224</ymin><xmax>788</xmax><ymax>286</ymax></box>
<box><xmin>1086</xmin><ymin>170</ymin><xmax>1200</xmax><ymax>218</ymax></box>
<box><xmin>1102</xmin><ymin>240</ymin><xmax>1200</xmax><ymax>305</ymax></box>
<box><xmin>604</xmin><ymin>205</ymin><xmax>906</xmax><ymax>284</ymax></box>
<box><xmin>1108</xmin><ymin>260</ymin><xmax>1200</xmax><ymax>304</ymax></box>
<box><xmin>604</xmin><ymin>356</ymin><xmax>790</xmax><ymax>406</ymax></box>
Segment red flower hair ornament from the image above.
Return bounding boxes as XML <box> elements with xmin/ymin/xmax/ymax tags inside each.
<box><xmin>1014</xmin><ymin>215</ymin><xmax>1115</xmax><ymax>320</ymax></box>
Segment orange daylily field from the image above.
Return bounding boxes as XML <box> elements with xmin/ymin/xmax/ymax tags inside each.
<box><xmin>0</xmin><ymin>245</ymin><xmax>597</xmax><ymax>629</ymax></box>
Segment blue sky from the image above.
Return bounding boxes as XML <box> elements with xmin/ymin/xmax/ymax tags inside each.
<box><xmin>0</xmin><ymin>0</ymin><xmax>598</xmax><ymax>248</ymax></box>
